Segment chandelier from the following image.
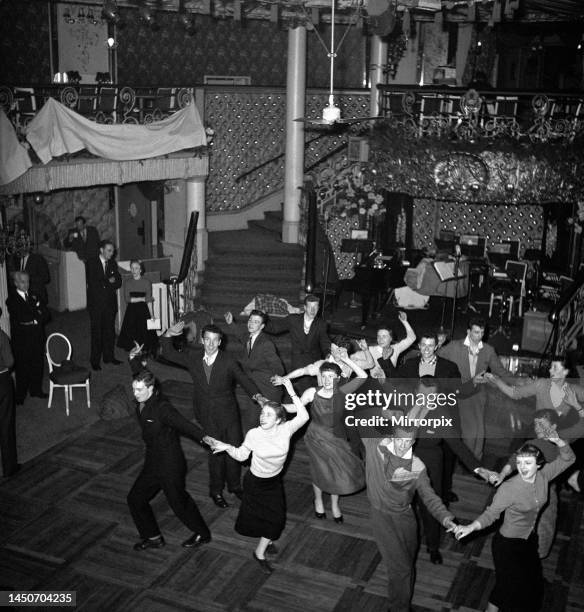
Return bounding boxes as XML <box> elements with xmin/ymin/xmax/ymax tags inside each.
<box><xmin>0</xmin><ymin>226</ymin><xmax>29</xmax><ymax>265</ymax></box>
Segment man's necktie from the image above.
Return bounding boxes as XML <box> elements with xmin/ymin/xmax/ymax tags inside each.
<box><xmin>247</xmin><ymin>336</ymin><xmax>253</xmax><ymax>356</ymax></box>
<box><xmin>20</xmin><ymin>258</ymin><xmax>25</xmax><ymax>271</ymax></box>
<box><xmin>139</xmin><ymin>402</ymin><xmax>145</xmax><ymax>414</ymax></box>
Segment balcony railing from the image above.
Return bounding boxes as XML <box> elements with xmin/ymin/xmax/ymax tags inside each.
<box><xmin>0</xmin><ymin>84</ymin><xmax>195</xmax><ymax>135</ymax></box>
<box><xmin>377</xmin><ymin>84</ymin><xmax>584</xmax><ymax>144</ymax></box>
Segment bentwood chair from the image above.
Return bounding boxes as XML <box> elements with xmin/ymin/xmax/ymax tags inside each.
<box><xmin>46</xmin><ymin>333</ymin><xmax>91</xmax><ymax>416</ymax></box>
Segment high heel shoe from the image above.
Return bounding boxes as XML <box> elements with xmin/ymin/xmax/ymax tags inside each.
<box><xmin>333</xmin><ymin>514</ymin><xmax>344</xmax><ymax>524</ymax></box>
<box><xmin>314</xmin><ymin>510</ymin><xmax>326</xmax><ymax>519</ymax></box>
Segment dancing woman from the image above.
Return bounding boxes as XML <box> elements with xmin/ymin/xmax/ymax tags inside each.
<box><xmin>274</xmin><ymin>355</ymin><xmax>368</xmax><ymax>522</ymax></box>
<box><xmin>211</xmin><ymin>377</ymin><xmax>309</xmax><ymax>574</ymax></box>
<box><xmin>454</xmin><ymin>433</ymin><xmax>575</xmax><ymax>612</ymax></box>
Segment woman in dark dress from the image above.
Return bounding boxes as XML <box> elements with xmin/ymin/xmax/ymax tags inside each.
<box><xmin>211</xmin><ymin>377</ymin><xmax>309</xmax><ymax>574</ymax></box>
<box><xmin>117</xmin><ymin>260</ymin><xmax>158</xmax><ymax>354</ymax></box>
<box><xmin>454</xmin><ymin>434</ymin><xmax>575</xmax><ymax>612</ymax></box>
<box><xmin>274</xmin><ymin>355</ymin><xmax>367</xmax><ymax>523</ymax></box>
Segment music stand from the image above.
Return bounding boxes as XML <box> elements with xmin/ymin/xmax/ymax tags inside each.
<box><xmin>341</xmin><ymin>238</ymin><xmax>375</xmax><ymax>263</ymax></box>
<box><xmin>433</xmin><ymin>256</ymin><xmax>465</xmax><ymax>337</ymax></box>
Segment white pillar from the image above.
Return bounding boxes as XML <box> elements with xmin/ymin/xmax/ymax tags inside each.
<box><xmin>369</xmin><ymin>35</ymin><xmax>388</xmax><ymax>116</ymax></box>
<box><xmin>282</xmin><ymin>25</ymin><xmax>307</xmax><ymax>244</ymax></box>
<box><xmin>185</xmin><ymin>177</ymin><xmax>207</xmax><ymax>273</ymax></box>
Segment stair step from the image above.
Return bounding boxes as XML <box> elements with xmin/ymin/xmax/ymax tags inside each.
<box><xmin>206</xmin><ymin>255</ymin><xmax>303</xmax><ymax>269</ymax></box>
<box><xmin>264</xmin><ymin>210</ymin><xmax>283</xmax><ymax>222</ymax></box>
<box><xmin>248</xmin><ymin>218</ymin><xmax>282</xmax><ymax>235</ymax></box>
<box><xmin>204</xmin><ymin>266</ymin><xmax>302</xmax><ymax>281</ymax></box>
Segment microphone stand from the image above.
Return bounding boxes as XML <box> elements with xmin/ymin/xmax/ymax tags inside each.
<box><xmin>450</xmin><ymin>245</ymin><xmax>462</xmax><ymax>339</ymax></box>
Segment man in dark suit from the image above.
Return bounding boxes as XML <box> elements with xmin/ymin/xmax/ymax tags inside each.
<box><xmin>64</xmin><ymin>215</ymin><xmax>100</xmax><ymax>262</ymax></box>
<box><xmin>0</xmin><ymin>307</ymin><xmax>18</xmax><ymax>477</ymax></box>
<box><xmin>8</xmin><ymin>244</ymin><xmax>50</xmax><ymax>306</ymax></box>
<box><xmin>85</xmin><ymin>240</ymin><xmax>122</xmax><ymax>371</ymax></box>
<box><xmin>439</xmin><ymin>316</ymin><xmax>512</xmax><ymax>459</ymax></box>
<box><xmin>263</xmin><ymin>294</ymin><xmax>331</xmax><ymax>393</ymax></box>
<box><xmin>127</xmin><ymin>368</ymin><xmax>215</xmax><ymax>551</ymax></box>
<box><xmin>161</xmin><ymin>323</ymin><xmax>264</xmax><ymax>508</ymax></box>
<box><xmin>224</xmin><ymin>309</ymin><xmax>285</xmax><ymax>433</ymax></box>
<box><xmin>6</xmin><ymin>271</ymin><xmax>50</xmax><ymax>404</ymax></box>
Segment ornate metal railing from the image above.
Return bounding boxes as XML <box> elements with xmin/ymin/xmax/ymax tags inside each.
<box><xmin>0</xmin><ymin>84</ymin><xmax>195</xmax><ymax>136</ymax></box>
<box><xmin>378</xmin><ymin>84</ymin><xmax>584</xmax><ymax>144</ymax></box>
<box><xmin>547</xmin><ymin>267</ymin><xmax>584</xmax><ymax>356</ymax></box>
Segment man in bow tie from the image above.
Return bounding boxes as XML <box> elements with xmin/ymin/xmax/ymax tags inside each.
<box><xmin>6</xmin><ymin>271</ymin><xmax>50</xmax><ymax>404</ymax></box>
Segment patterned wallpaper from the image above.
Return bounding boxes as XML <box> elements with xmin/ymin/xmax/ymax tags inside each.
<box><xmin>116</xmin><ymin>11</ymin><xmax>364</xmax><ymax>89</ymax></box>
<box><xmin>31</xmin><ymin>187</ymin><xmax>115</xmax><ymax>249</ymax></box>
<box><xmin>0</xmin><ymin>0</ymin><xmax>51</xmax><ymax>84</ymax></box>
<box><xmin>204</xmin><ymin>89</ymin><xmax>371</xmax><ymax>211</ymax></box>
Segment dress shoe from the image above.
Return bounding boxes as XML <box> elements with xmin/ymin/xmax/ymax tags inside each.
<box><xmin>105</xmin><ymin>358</ymin><xmax>123</xmax><ymax>366</ymax></box>
<box><xmin>210</xmin><ymin>493</ymin><xmax>229</xmax><ymax>508</ymax></box>
<box><xmin>444</xmin><ymin>490</ymin><xmax>459</xmax><ymax>504</ymax></box>
<box><xmin>92</xmin><ymin>364</ymin><xmax>101</xmax><ymax>371</ymax></box>
<box><xmin>133</xmin><ymin>535</ymin><xmax>165</xmax><ymax>551</ymax></box>
<box><xmin>31</xmin><ymin>392</ymin><xmax>49</xmax><ymax>399</ymax></box>
<box><xmin>428</xmin><ymin>549</ymin><xmax>443</xmax><ymax>565</ymax></box>
<box><xmin>266</xmin><ymin>542</ymin><xmax>278</xmax><ymax>555</ymax></box>
<box><xmin>182</xmin><ymin>533</ymin><xmax>211</xmax><ymax>549</ymax></box>
<box><xmin>333</xmin><ymin>514</ymin><xmax>344</xmax><ymax>524</ymax></box>
<box><xmin>252</xmin><ymin>551</ymin><xmax>273</xmax><ymax>574</ymax></box>
<box><xmin>229</xmin><ymin>488</ymin><xmax>244</xmax><ymax>500</ymax></box>
<box><xmin>314</xmin><ymin>510</ymin><xmax>326</xmax><ymax>519</ymax></box>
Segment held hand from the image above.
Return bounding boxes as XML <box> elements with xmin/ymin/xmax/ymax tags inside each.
<box><xmin>483</xmin><ymin>372</ymin><xmax>499</xmax><ymax>386</ymax></box>
<box><xmin>224</xmin><ymin>311</ymin><xmax>233</xmax><ymax>325</ymax></box>
<box><xmin>202</xmin><ymin>436</ymin><xmax>218</xmax><ymax>449</ymax></box>
<box><xmin>271</xmin><ymin>375</ymin><xmax>287</xmax><ymax>386</ymax></box>
<box><xmin>476</xmin><ymin>467</ymin><xmax>499</xmax><ymax>484</ymax></box>
<box><xmin>210</xmin><ymin>440</ymin><xmax>230</xmax><ymax>454</ymax></box>
<box><xmin>454</xmin><ymin>525</ymin><xmax>475</xmax><ymax>540</ymax></box>
<box><xmin>166</xmin><ymin>321</ymin><xmax>185</xmax><ymax>337</ymax></box>
<box><xmin>491</xmin><ymin>472</ymin><xmax>506</xmax><ymax>487</ymax></box>
<box><xmin>473</xmin><ymin>371</ymin><xmax>487</xmax><ymax>385</ymax></box>
<box><xmin>444</xmin><ymin>518</ymin><xmax>457</xmax><ymax>533</ymax></box>
<box><xmin>398</xmin><ymin>311</ymin><xmax>407</xmax><ymax>322</ymax></box>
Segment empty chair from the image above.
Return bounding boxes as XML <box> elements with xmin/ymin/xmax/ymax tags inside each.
<box><xmin>489</xmin><ymin>260</ymin><xmax>528</xmax><ymax>322</ymax></box>
<box><xmin>46</xmin><ymin>332</ymin><xmax>90</xmax><ymax>416</ymax></box>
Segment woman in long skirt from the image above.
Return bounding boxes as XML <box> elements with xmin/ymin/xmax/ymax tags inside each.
<box><xmin>454</xmin><ymin>434</ymin><xmax>575</xmax><ymax>612</ymax></box>
<box><xmin>118</xmin><ymin>259</ymin><xmax>158</xmax><ymax>355</ymax></box>
<box><xmin>211</xmin><ymin>377</ymin><xmax>309</xmax><ymax>574</ymax></box>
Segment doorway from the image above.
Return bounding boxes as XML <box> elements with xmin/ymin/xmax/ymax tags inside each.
<box><xmin>117</xmin><ymin>182</ymin><xmax>163</xmax><ymax>260</ymax></box>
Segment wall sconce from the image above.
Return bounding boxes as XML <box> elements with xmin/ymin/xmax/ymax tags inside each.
<box><xmin>139</xmin><ymin>2</ymin><xmax>159</xmax><ymax>30</ymax></box>
<box><xmin>106</xmin><ymin>36</ymin><xmax>118</xmax><ymax>49</ymax></box>
<box><xmin>63</xmin><ymin>7</ymin><xmax>75</xmax><ymax>24</ymax></box>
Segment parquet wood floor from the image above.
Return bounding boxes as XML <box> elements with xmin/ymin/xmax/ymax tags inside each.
<box><xmin>1</xmin><ymin>387</ymin><xmax>583</xmax><ymax>612</ymax></box>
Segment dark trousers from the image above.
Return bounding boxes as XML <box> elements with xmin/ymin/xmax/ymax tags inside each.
<box><xmin>89</xmin><ymin>307</ymin><xmax>116</xmax><ymax>366</ymax></box>
<box><xmin>371</xmin><ymin>506</ymin><xmax>417</xmax><ymax>612</ymax></box>
<box><xmin>442</xmin><ymin>443</ymin><xmax>456</xmax><ymax>496</ymax></box>
<box><xmin>127</xmin><ymin>458</ymin><xmax>209</xmax><ymax>540</ymax></box>
<box><xmin>13</xmin><ymin>340</ymin><xmax>44</xmax><ymax>401</ymax></box>
<box><xmin>416</xmin><ymin>444</ymin><xmax>444</xmax><ymax>552</ymax></box>
<box><xmin>0</xmin><ymin>372</ymin><xmax>18</xmax><ymax>476</ymax></box>
<box><xmin>208</xmin><ymin>417</ymin><xmax>243</xmax><ymax>495</ymax></box>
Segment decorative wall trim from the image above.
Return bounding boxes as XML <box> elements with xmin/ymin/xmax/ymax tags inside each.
<box><xmin>0</xmin><ymin>153</ymin><xmax>208</xmax><ymax>195</ymax></box>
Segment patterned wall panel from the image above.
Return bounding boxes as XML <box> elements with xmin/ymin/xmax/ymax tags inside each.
<box><xmin>412</xmin><ymin>198</ymin><xmax>437</xmax><ymax>251</ymax></box>
<box><xmin>32</xmin><ymin>187</ymin><xmax>115</xmax><ymax>248</ymax></box>
<box><xmin>116</xmin><ymin>12</ymin><xmax>364</xmax><ymax>89</ymax></box>
<box><xmin>0</xmin><ymin>0</ymin><xmax>51</xmax><ymax>84</ymax></box>
<box><xmin>434</xmin><ymin>201</ymin><xmax>543</xmax><ymax>254</ymax></box>
<box><xmin>205</xmin><ymin>89</ymin><xmax>370</xmax><ymax>212</ymax></box>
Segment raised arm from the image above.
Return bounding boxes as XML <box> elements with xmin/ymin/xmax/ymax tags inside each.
<box><xmin>159</xmin><ymin>322</ymin><xmax>190</xmax><ymax>368</ymax></box>
<box><xmin>338</xmin><ymin>351</ymin><xmax>369</xmax><ymax>394</ymax></box>
<box><xmin>347</xmin><ymin>338</ymin><xmax>376</xmax><ymax>371</ymax></box>
<box><xmin>391</xmin><ymin>312</ymin><xmax>416</xmax><ymax>364</ymax></box>
<box><xmin>281</xmin><ymin>378</ymin><xmax>310</xmax><ymax>433</ymax></box>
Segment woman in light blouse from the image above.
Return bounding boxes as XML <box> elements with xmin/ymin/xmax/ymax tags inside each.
<box><xmin>454</xmin><ymin>434</ymin><xmax>575</xmax><ymax>612</ymax></box>
<box><xmin>211</xmin><ymin>377</ymin><xmax>309</xmax><ymax>574</ymax></box>
<box><xmin>117</xmin><ymin>260</ymin><xmax>158</xmax><ymax>355</ymax></box>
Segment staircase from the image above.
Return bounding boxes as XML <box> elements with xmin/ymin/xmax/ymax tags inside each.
<box><xmin>197</xmin><ymin>209</ymin><xmax>304</xmax><ymax>368</ymax></box>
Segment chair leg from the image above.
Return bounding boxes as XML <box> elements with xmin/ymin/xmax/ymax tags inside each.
<box><xmin>508</xmin><ymin>296</ymin><xmax>513</xmax><ymax>322</ymax></box>
<box><xmin>48</xmin><ymin>383</ymin><xmax>54</xmax><ymax>408</ymax></box>
<box><xmin>489</xmin><ymin>294</ymin><xmax>494</xmax><ymax>317</ymax></box>
<box><xmin>69</xmin><ymin>387</ymin><xmax>73</xmax><ymax>401</ymax></box>
<box><xmin>86</xmin><ymin>381</ymin><xmax>91</xmax><ymax>408</ymax></box>
<box><xmin>64</xmin><ymin>386</ymin><xmax>70</xmax><ymax>417</ymax></box>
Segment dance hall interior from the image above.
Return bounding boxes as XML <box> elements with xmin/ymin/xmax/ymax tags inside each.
<box><xmin>1</xmin><ymin>1</ymin><xmax>584</xmax><ymax>611</ymax></box>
